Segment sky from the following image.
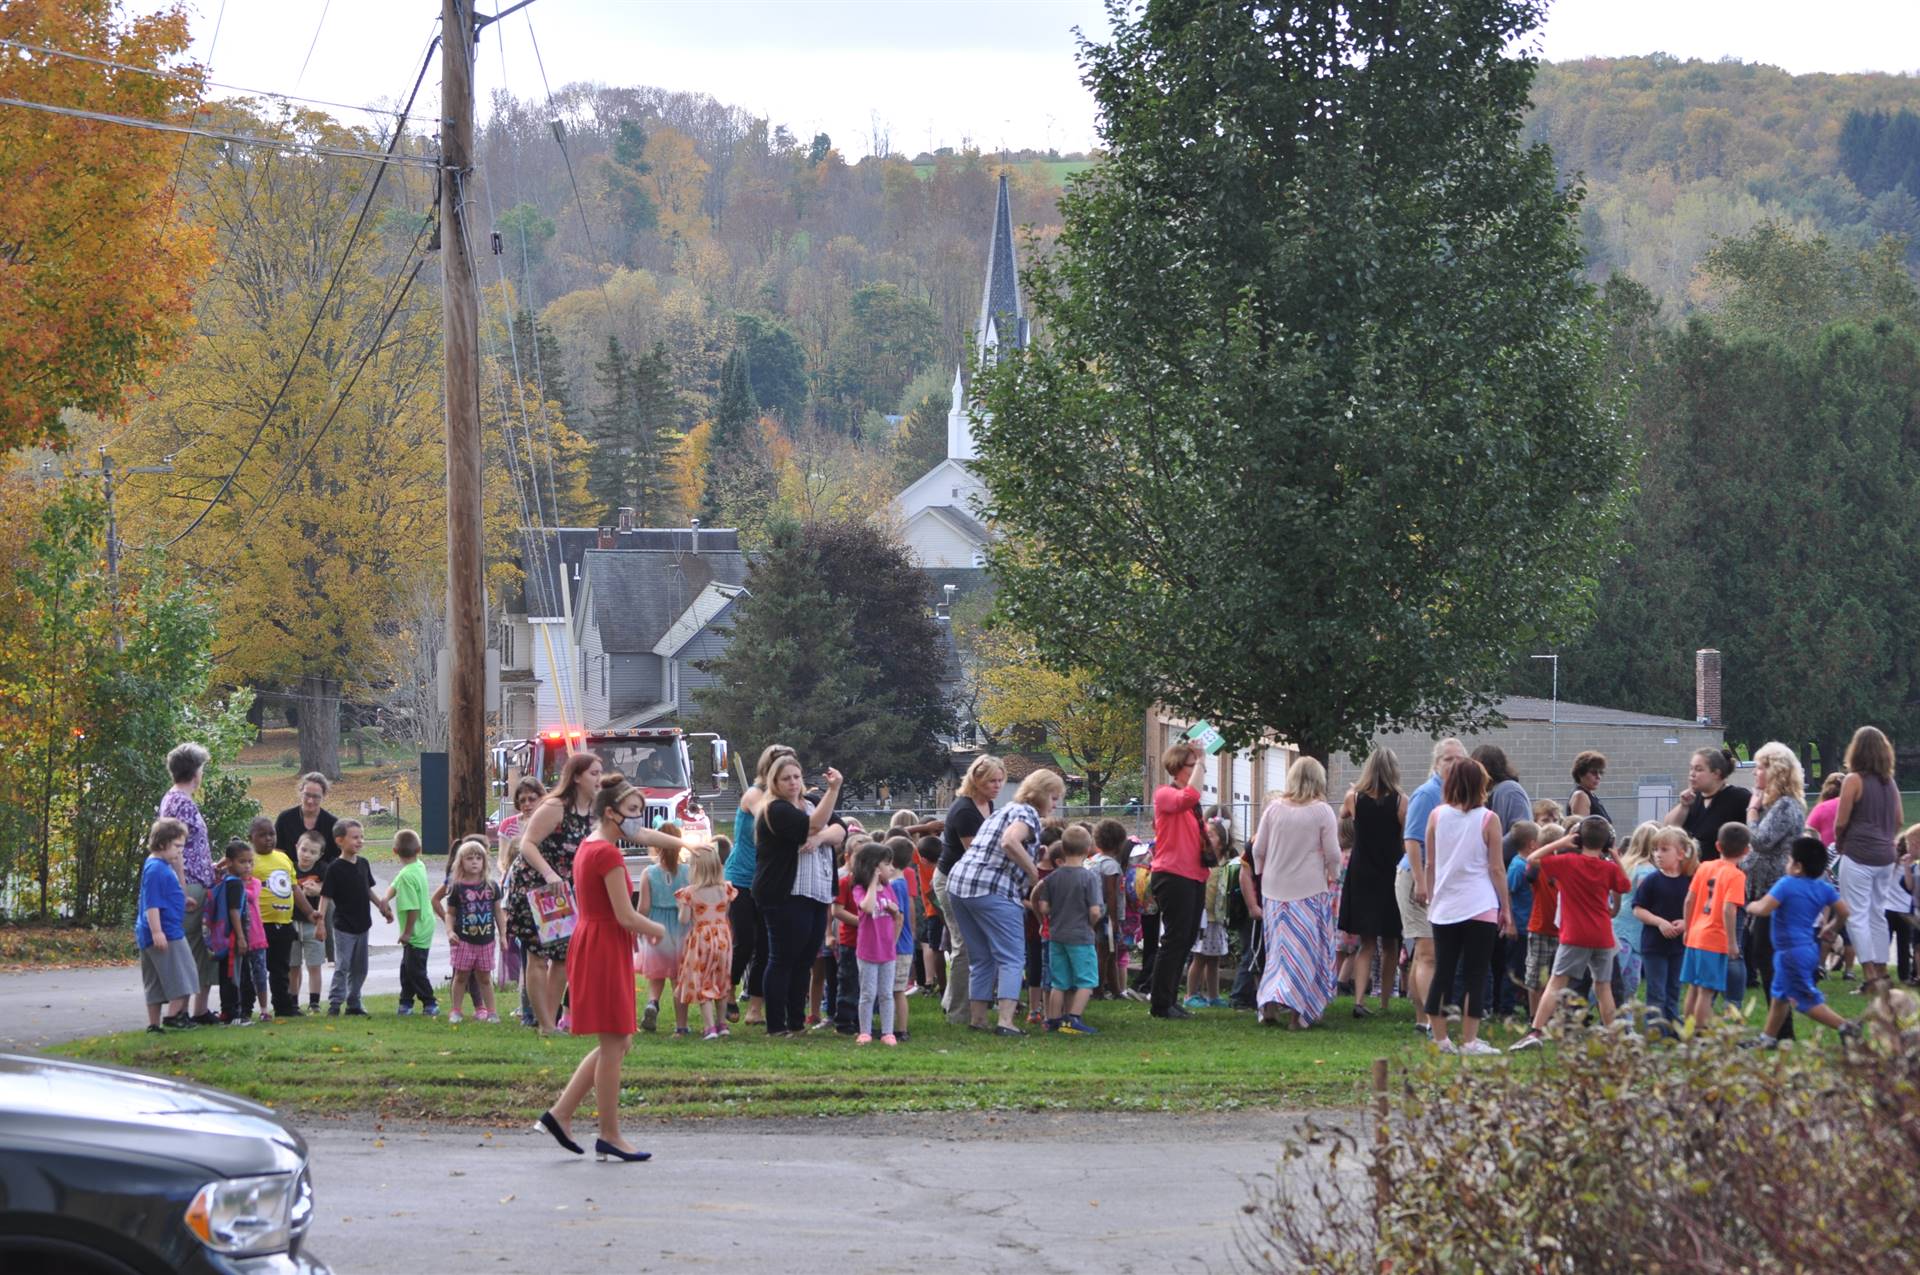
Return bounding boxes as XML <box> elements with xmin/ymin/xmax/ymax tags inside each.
<box><xmin>135</xmin><ymin>0</ymin><xmax>1920</xmax><ymax>158</ymax></box>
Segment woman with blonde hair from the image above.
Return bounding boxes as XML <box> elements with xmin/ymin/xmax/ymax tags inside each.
<box><xmin>947</xmin><ymin>768</ymin><xmax>1061</xmax><ymax>1034</ymax></box>
<box><xmin>726</xmin><ymin>744</ymin><xmax>796</xmax><ymax>1027</ymax></box>
<box><xmin>1244</xmin><ymin>757</ymin><xmax>1344</xmax><ymax>1029</ymax></box>
<box><xmin>1835</xmin><ymin>726</ymin><xmax>1903</xmax><ymax>997</ymax></box>
<box><xmin>1338</xmin><ymin>748</ymin><xmax>1406</xmax><ymax>1018</ymax></box>
<box><xmin>1745</xmin><ymin>741</ymin><xmax>1809</xmax><ymax>1038</ymax></box>
<box><xmin>934</xmin><ymin>754</ymin><xmax>1006</xmax><ymax>1025</ymax></box>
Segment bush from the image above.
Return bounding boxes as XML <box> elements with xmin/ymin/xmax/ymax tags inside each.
<box><xmin>1244</xmin><ymin>1015</ymin><xmax>1920</xmax><ymax>1274</ymax></box>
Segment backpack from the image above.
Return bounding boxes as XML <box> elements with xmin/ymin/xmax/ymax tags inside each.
<box><xmin>1224</xmin><ymin>859</ymin><xmax>1249</xmax><ymax>931</ymax></box>
<box><xmin>206</xmin><ymin>877</ymin><xmax>238</xmax><ymax>954</ymax></box>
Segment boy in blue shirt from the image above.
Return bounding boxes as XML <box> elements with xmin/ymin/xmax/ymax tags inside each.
<box><xmin>1746</xmin><ymin>835</ymin><xmax>1855</xmax><ymax>1047</ymax></box>
<box><xmin>1500</xmin><ymin>821</ymin><xmax>1539</xmax><ymax>1018</ymax></box>
<box><xmin>137</xmin><ymin>817</ymin><xmax>196</xmax><ymax>1032</ymax></box>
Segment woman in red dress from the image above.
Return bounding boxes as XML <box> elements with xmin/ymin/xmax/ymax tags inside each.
<box><xmin>536</xmin><ymin>773</ymin><xmax>683</xmax><ymax>1162</ymax></box>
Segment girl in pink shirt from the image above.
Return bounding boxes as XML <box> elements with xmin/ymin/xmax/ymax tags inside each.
<box><xmin>851</xmin><ymin>843</ymin><xmax>902</xmax><ymax>1045</ymax></box>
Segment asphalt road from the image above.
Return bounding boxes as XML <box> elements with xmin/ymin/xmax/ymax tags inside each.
<box><xmin>295</xmin><ymin>1110</ymin><xmax>1359</xmax><ymax>1275</ymax></box>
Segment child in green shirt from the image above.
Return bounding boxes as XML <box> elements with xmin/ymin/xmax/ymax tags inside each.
<box><xmin>388</xmin><ymin>830</ymin><xmax>438</xmax><ymax>1016</ymax></box>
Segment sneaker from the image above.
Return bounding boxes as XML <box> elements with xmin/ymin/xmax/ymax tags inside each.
<box><xmin>1151</xmin><ymin>1005</ymin><xmax>1195</xmax><ymax>1020</ymax></box>
<box><xmin>190</xmin><ymin>1012</ymin><xmax>220</xmax><ymax>1026</ymax></box>
<box><xmin>672</xmin><ymin>1026</ymin><xmax>691</xmax><ymax>1037</ymax></box>
<box><xmin>163</xmin><ymin>1013</ymin><xmax>195</xmax><ymax>1029</ymax></box>
<box><xmin>704</xmin><ymin>1028</ymin><xmax>722</xmax><ymax>1041</ymax></box>
<box><xmin>718</xmin><ymin>1025</ymin><xmax>731</xmax><ymax>1037</ymax></box>
<box><xmin>1741</xmin><ymin>1034</ymin><xmax>1779</xmax><ymax>1050</ymax></box>
<box><xmin>725</xmin><ymin>1001</ymin><xmax>740</xmax><ymax>1022</ymax></box>
<box><xmin>1413</xmin><ymin>1021</ymin><xmax>1431</xmax><ymax>1037</ymax></box>
<box><xmin>556</xmin><ymin>1014</ymin><xmax>571</xmax><ymax>1032</ymax></box>
<box><xmin>904</xmin><ymin>986</ymin><xmax>923</xmax><ymax>997</ymax></box>
<box><xmin>344</xmin><ymin>1007</ymin><xmax>369</xmax><ymax>1017</ymax></box>
<box><xmin>881</xmin><ymin>1033</ymin><xmax>898</xmax><ymax>1046</ymax></box>
<box><xmin>448</xmin><ymin>1012</ymin><xmax>464</xmax><ymax>1025</ymax></box>
<box><xmin>894</xmin><ymin>1030</ymin><xmax>908</xmax><ymax>1041</ymax></box>
<box><xmin>1210</xmin><ymin>997</ymin><xmax>1230</xmax><ymax>1008</ymax></box>
<box><xmin>1058</xmin><ymin>1016</ymin><xmax>1098</xmax><ymax>1036</ymax></box>
<box><xmin>397</xmin><ymin>1005</ymin><xmax>414</xmax><ymax>1017</ymax></box>
<box><xmin>1026</xmin><ymin>1009</ymin><xmax>1044</xmax><ymax>1025</ymax></box>
<box><xmin>641</xmin><ymin>1001</ymin><xmax>659</xmax><ymax>1033</ymax></box>
<box><xmin>280</xmin><ymin>1007</ymin><xmax>305</xmax><ymax>1018</ymax></box>
<box><xmin>423</xmin><ymin>1004</ymin><xmax>440</xmax><ymax>1018</ymax></box>
<box><xmin>1183</xmin><ymin>995</ymin><xmax>1208</xmax><ymax>1010</ymax></box>
<box><xmin>146</xmin><ymin>1024</ymin><xmax>166</xmax><ymax>1035</ymax></box>
<box><xmin>856</xmin><ymin>1033</ymin><xmax>873</xmax><ymax>1045</ymax></box>
<box><xmin>326</xmin><ymin>1004</ymin><xmax>341</xmax><ymax>1017</ymax></box>
<box><xmin>308</xmin><ymin>997</ymin><xmax>320</xmax><ymax>1010</ymax></box>
<box><xmin>1509</xmin><ymin>1031</ymin><xmax>1546</xmax><ymax>1052</ymax></box>
<box><xmin>804</xmin><ymin>1013</ymin><xmax>821</xmax><ymax>1029</ymax></box>
<box><xmin>258</xmin><ymin>1014</ymin><xmax>274</xmax><ymax>1025</ymax></box>
<box><xmin>228</xmin><ymin>1017</ymin><xmax>253</xmax><ymax>1028</ymax></box>
<box><xmin>1460</xmin><ymin>1039</ymin><xmax>1503</xmax><ymax>1056</ymax></box>
<box><xmin>1121</xmin><ymin>988</ymin><xmax>1149</xmax><ymax>1004</ymax></box>
<box><xmin>992</xmin><ymin>1025</ymin><xmax>1028</xmax><ymax>1038</ymax></box>
<box><xmin>1434</xmin><ymin>1036</ymin><xmax>1458</xmax><ymax>1054</ymax></box>
<box><xmin>1044</xmin><ymin>1017</ymin><xmax>1062</xmax><ymax>1032</ymax></box>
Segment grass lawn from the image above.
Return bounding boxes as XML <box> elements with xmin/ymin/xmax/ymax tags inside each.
<box><xmin>49</xmin><ymin>984</ymin><xmax>1880</xmax><ymax>1124</ymax></box>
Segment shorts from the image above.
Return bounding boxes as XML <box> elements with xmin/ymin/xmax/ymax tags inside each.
<box><xmin>1770</xmin><ymin>943</ymin><xmax>1824</xmax><ymax>1012</ymax></box>
<box><xmin>294</xmin><ymin>917</ymin><xmax>325</xmax><ymax>966</ymax></box>
<box><xmin>919</xmin><ymin>912</ymin><xmax>946</xmax><ymax>950</ymax></box>
<box><xmin>1550</xmin><ymin>942</ymin><xmax>1615</xmax><ymax>983</ymax></box>
<box><xmin>1049</xmin><ymin>940</ymin><xmax>1098</xmax><ymax>991</ymax></box>
<box><xmin>894</xmin><ymin>952</ymin><xmax>914</xmax><ymax>992</ymax></box>
<box><xmin>140</xmin><ymin>940</ymin><xmax>198</xmax><ymax>1005</ymax></box>
<box><xmin>1394</xmin><ymin>868</ymin><xmax>1433</xmax><ymax>941</ymax></box>
<box><xmin>450</xmin><ymin>937</ymin><xmax>496</xmax><ymax>973</ymax></box>
<box><xmin>1525</xmin><ymin>932</ymin><xmax>1559</xmax><ymax>990</ymax></box>
<box><xmin>1679</xmin><ymin>946</ymin><xmax>1730</xmax><ymax>991</ymax></box>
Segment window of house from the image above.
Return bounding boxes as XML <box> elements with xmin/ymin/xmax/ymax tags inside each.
<box><xmin>600</xmin><ymin>657</ymin><xmax>607</xmax><ymax>697</ymax></box>
<box><xmin>500</xmin><ymin>625</ymin><xmax>514</xmax><ymax>669</ymax></box>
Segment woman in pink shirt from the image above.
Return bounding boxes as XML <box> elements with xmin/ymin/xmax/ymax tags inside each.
<box><xmin>1148</xmin><ymin>741</ymin><xmax>1209</xmax><ymax>1019</ymax></box>
<box><xmin>1242</xmin><ymin>757</ymin><xmax>1344</xmax><ymax>1029</ymax></box>
<box><xmin>1805</xmin><ymin>771</ymin><xmax>1844</xmax><ymax>848</ymax></box>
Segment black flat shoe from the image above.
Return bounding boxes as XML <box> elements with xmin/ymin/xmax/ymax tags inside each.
<box><xmin>594</xmin><ymin>1138</ymin><xmax>651</xmax><ymax>1162</ymax></box>
<box><xmin>992</xmin><ymin>1025</ymin><xmax>1027</xmax><ymax>1038</ymax></box>
<box><xmin>535</xmin><ymin>1111</ymin><xmax>584</xmax><ymax>1155</ymax></box>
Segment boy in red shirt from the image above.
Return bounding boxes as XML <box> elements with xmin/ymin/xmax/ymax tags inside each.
<box><xmin>1521</xmin><ymin>824</ymin><xmax>1575</xmax><ymax>1018</ymax></box>
<box><xmin>1681</xmin><ymin>822</ymin><xmax>1751</xmax><ymax>1028</ymax></box>
<box><xmin>1511</xmin><ymin>817</ymin><xmax>1630</xmax><ymax>1050</ymax></box>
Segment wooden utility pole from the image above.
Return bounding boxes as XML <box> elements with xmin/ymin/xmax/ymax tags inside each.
<box><xmin>441</xmin><ymin>0</ymin><xmax>486</xmax><ymax>840</ymax></box>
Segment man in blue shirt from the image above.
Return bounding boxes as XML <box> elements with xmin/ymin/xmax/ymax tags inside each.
<box><xmin>1398</xmin><ymin>737</ymin><xmax>1466</xmax><ymax>1037</ymax></box>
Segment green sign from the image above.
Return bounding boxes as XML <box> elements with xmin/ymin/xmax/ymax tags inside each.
<box><xmin>1183</xmin><ymin>720</ymin><xmax>1227</xmax><ymax>755</ymax></box>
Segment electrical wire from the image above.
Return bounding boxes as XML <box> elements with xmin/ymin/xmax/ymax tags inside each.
<box><xmin>0</xmin><ymin>34</ymin><xmax>411</xmax><ymax>119</ymax></box>
<box><xmin>292</xmin><ymin>0</ymin><xmax>333</xmax><ymax>92</ymax></box>
<box><xmin>0</xmin><ymin>94</ymin><xmax>435</xmax><ymax>167</ymax></box>
<box><xmin>158</xmin><ymin>32</ymin><xmax>441</xmax><ymax>548</ymax></box>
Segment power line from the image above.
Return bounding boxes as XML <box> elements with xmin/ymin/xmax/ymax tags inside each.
<box><xmin>0</xmin><ymin>94</ymin><xmax>435</xmax><ymax>168</ymax></box>
<box><xmin>293</xmin><ymin>0</ymin><xmax>334</xmax><ymax>92</ymax></box>
<box><xmin>159</xmin><ymin>32</ymin><xmax>441</xmax><ymax>548</ymax></box>
<box><xmin>0</xmin><ymin>36</ymin><xmax>414</xmax><ymax>120</ymax></box>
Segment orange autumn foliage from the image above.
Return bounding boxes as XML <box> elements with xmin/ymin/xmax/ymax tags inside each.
<box><xmin>0</xmin><ymin>0</ymin><xmax>213</xmax><ymax>451</ymax></box>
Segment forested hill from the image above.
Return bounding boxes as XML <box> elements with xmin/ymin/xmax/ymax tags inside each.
<box><xmin>1526</xmin><ymin>55</ymin><xmax>1920</xmax><ymax>306</ymax></box>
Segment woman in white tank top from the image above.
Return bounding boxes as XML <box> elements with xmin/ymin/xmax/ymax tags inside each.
<box><xmin>1419</xmin><ymin>757</ymin><xmax>1514</xmax><ymax>1055</ymax></box>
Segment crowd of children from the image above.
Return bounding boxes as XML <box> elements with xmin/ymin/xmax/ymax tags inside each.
<box><xmin>135</xmin><ymin>765</ymin><xmax>1919</xmax><ymax>1054</ymax></box>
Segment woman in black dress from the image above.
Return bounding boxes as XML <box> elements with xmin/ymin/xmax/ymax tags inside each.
<box><xmin>1339</xmin><ymin>747</ymin><xmax>1407</xmax><ymax>1018</ymax></box>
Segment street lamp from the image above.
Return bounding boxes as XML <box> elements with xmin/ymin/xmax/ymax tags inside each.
<box><xmin>1531</xmin><ymin>654</ymin><xmax>1560</xmax><ymax>764</ymax></box>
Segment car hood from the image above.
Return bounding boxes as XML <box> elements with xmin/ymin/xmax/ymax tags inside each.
<box><xmin>0</xmin><ymin>1053</ymin><xmax>307</xmax><ymax>1178</ymax></box>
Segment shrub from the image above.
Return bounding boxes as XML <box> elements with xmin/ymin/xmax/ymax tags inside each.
<box><xmin>1243</xmin><ymin>1015</ymin><xmax>1920</xmax><ymax>1274</ymax></box>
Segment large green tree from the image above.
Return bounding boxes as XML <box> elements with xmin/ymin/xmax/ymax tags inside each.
<box><xmin>695</xmin><ymin>519</ymin><xmax>946</xmax><ymax>785</ymax></box>
<box><xmin>817</xmin><ymin>282</ymin><xmax>939</xmax><ymax>434</ymax></box>
<box><xmin>974</xmin><ymin>0</ymin><xmax>1628</xmax><ymax>759</ymax></box>
<box><xmin>733</xmin><ymin>312</ymin><xmax>809</xmax><ymax>423</ymax></box>
<box><xmin>588</xmin><ymin>336</ymin><xmax>680</xmax><ymax>522</ymax></box>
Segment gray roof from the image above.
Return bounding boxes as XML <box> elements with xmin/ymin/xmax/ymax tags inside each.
<box><xmin>584</xmin><ymin>547</ymin><xmax>750</xmax><ymax>654</ymax></box>
<box><xmin>976</xmin><ymin>173</ymin><xmax>1025</xmax><ymax>360</ymax></box>
<box><xmin>652</xmin><ymin>582</ymin><xmax>746</xmax><ymax>657</ymax></box>
<box><xmin>515</xmin><ymin>525</ymin><xmax>742</xmax><ymax>617</ymax></box>
<box><xmin>915</xmin><ymin>503</ymin><xmax>992</xmax><ymax>546</ymax></box>
<box><xmin>1497</xmin><ymin>695</ymin><xmax>1705</xmax><ymax>731</ymax></box>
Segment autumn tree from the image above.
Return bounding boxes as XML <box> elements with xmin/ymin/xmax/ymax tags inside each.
<box><xmin>0</xmin><ymin>0</ymin><xmax>214</xmax><ymax>451</ymax></box>
<box><xmin>977</xmin><ymin>626</ymin><xmax>1141</xmax><ymax>806</ymax></box>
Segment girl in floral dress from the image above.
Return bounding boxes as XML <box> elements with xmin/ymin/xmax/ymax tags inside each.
<box><xmin>675</xmin><ymin>846</ymin><xmax>736</xmax><ymax>1040</ymax></box>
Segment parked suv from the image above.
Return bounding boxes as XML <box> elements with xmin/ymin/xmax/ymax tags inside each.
<box><xmin>0</xmin><ymin>1052</ymin><xmax>327</xmax><ymax>1273</ymax></box>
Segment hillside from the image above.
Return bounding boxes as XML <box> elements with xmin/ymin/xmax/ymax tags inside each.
<box><xmin>1526</xmin><ymin>55</ymin><xmax>1920</xmax><ymax>307</ymax></box>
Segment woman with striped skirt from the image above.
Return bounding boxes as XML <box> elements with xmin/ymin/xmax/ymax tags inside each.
<box><xmin>1243</xmin><ymin>757</ymin><xmax>1344</xmax><ymax>1029</ymax></box>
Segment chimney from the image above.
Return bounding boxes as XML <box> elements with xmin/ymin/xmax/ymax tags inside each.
<box><xmin>616</xmin><ymin>507</ymin><xmax>635</xmax><ymax>534</ymax></box>
<box><xmin>1695</xmin><ymin>648</ymin><xmax>1722</xmax><ymax>727</ymax></box>
<box><xmin>689</xmin><ymin>516</ymin><xmax>701</xmax><ymax>553</ymax></box>
<box><xmin>596</xmin><ymin>525</ymin><xmax>615</xmax><ymax>550</ymax></box>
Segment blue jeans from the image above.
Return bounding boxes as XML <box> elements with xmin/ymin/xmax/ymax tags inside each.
<box><xmin>947</xmin><ymin>891</ymin><xmax>1026</xmax><ymax>1003</ymax></box>
<box><xmin>1641</xmin><ymin>949</ymin><xmax>1683</xmax><ymax>1034</ymax></box>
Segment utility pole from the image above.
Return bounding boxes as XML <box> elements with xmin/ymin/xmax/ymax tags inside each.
<box><xmin>74</xmin><ymin>447</ymin><xmax>174</xmax><ymax>650</ymax></box>
<box><xmin>441</xmin><ymin>0</ymin><xmax>486</xmax><ymax>841</ymax></box>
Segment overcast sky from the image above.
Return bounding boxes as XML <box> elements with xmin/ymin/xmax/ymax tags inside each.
<box><xmin>139</xmin><ymin>0</ymin><xmax>1920</xmax><ymax>157</ymax></box>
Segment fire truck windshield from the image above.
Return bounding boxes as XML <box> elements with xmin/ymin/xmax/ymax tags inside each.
<box><xmin>589</xmin><ymin>741</ymin><xmax>687</xmax><ymax>790</ymax></box>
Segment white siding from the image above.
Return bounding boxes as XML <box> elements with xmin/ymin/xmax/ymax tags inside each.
<box><xmin>1231</xmin><ymin>750</ymin><xmax>1255</xmax><ymax>838</ymax></box>
<box><xmin>902</xmin><ymin>511</ymin><xmax>985</xmax><ymax>570</ymax></box>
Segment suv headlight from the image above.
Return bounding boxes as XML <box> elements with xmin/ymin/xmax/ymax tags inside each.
<box><xmin>185</xmin><ymin>1172</ymin><xmax>300</xmax><ymax>1256</ymax></box>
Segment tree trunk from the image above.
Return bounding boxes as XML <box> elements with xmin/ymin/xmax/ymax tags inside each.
<box><xmin>1086</xmin><ymin>773</ymin><xmax>1105</xmax><ymax>808</ymax></box>
<box><xmin>297</xmin><ymin>674</ymin><xmax>343</xmax><ymax>779</ymax></box>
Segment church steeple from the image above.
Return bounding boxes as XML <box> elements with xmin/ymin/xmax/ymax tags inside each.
<box><xmin>949</xmin><ymin>173</ymin><xmax>1026</xmax><ymax>463</ymax></box>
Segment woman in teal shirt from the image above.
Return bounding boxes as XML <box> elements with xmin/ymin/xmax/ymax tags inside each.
<box><xmin>725</xmin><ymin>745</ymin><xmax>792</xmax><ymax>1026</ymax></box>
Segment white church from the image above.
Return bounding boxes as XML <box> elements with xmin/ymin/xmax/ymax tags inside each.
<box><xmin>895</xmin><ymin>173</ymin><xmax>1028</xmax><ymax>570</ymax></box>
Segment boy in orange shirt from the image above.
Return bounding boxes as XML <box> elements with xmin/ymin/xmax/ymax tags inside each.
<box><xmin>1681</xmin><ymin>822</ymin><xmax>1750</xmax><ymax>1027</ymax></box>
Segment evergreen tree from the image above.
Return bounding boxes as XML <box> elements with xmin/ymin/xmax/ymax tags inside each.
<box><xmin>709</xmin><ymin>346</ymin><xmax>758</xmax><ymax>449</ymax></box>
<box><xmin>510</xmin><ymin>308</ymin><xmax>575</xmax><ymax>430</ymax></box>
<box><xmin>587</xmin><ymin>335</ymin><xmax>682</xmax><ymax>523</ymax></box>
<box><xmin>695</xmin><ymin>519</ymin><xmax>944</xmax><ymax>784</ymax></box>
<box><xmin>733</xmin><ymin>313</ymin><xmax>809</xmax><ymax>423</ymax></box>
<box><xmin>699</xmin><ymin>346</ymin><xmax>778</xmax><ymax>537</ymax></box>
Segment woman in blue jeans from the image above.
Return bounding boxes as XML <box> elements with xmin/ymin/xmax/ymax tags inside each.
<box><xmin>753</xmin><ymin>755</ymin><xmax>844</xmax><ymax>1036</ymax></box>
<box><xmin>946</xmin><ymin>770</ymin><xmax>1062</xmax><ymax>1036</ymax></box>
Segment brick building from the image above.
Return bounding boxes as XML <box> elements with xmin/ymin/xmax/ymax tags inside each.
<box><xmin>1147</xmin><ymin>650</ymin><xmax>1728</xmax><ymax>838</ymax></box>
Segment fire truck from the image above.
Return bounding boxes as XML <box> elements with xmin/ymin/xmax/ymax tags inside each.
<box><xmin>490</xmin><ymin>726</ymin><xmax>730</xmax><ymax>840</ymax></box>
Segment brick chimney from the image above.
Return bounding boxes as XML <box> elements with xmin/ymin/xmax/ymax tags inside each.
<box><xmin>1695</xmin><ymin>648</ymin><xmax>1722</xmax><ymax>727</ymax></box>
<box><xmin>616</xmin><ymin>507</ymin><xmax>635</xmax><ymax>534</ymax></box>
<box><xmin>596</xmin><ymin>525</ymin><xmax>615</xmax><ymax>550</ymax></box>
